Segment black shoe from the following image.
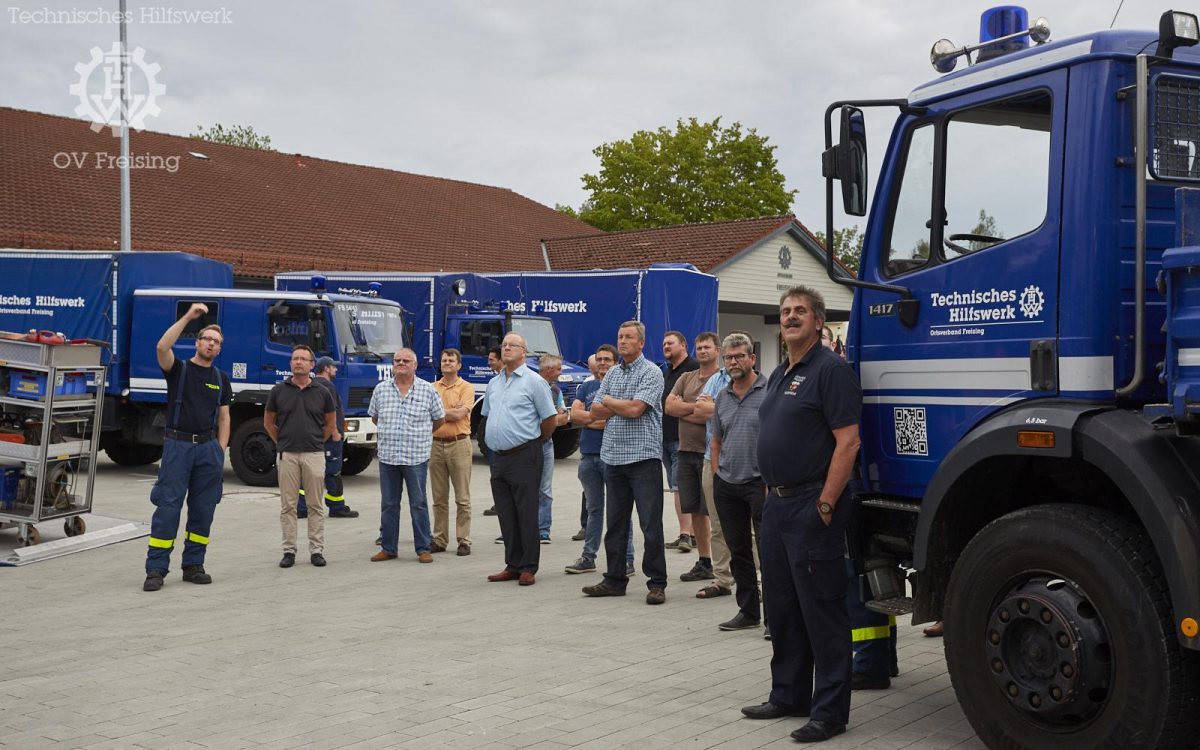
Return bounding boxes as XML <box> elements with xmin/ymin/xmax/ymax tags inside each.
<box><xmin>483</xmin><ymin>505</ymin><xmax>498</xmax><ymax>516</ymax></box>
<box><xmin>375</xmin><ymin>536</ymin><xmax>382</xmax><ymax>546</ymax></box>
<box><xmin>764</xmin><ymin>623</ymin><xmax>772</xmax><ymax>641</ymax></box>
<box><xmin>789</xmin><ymin>720</ymin><xmax>845</xmax><ymax>743</ymax></box>
<box><xmin>143</xmin><ymin>571</ymin><xmax>164</xmax><ymax>592</ymax></box>
<box><xmin>181</xmin><ymin>565</ymin><xmax>212</xmax><ymax>584</ymax></box>
<box><xmin>310</xmin><ymin>553</ymin><xmax>326</xmax><ymax>567</ymax></box>
<box><xmin>297</xmin><ymin>510</ymin><xmax>308</xmax><ymax>519</ymax></box>
<box><xmin>582</xmin><ymin>582</ymin><xmax>626</xmax><ymax>597</ymax></box>
<box><xmin>680</xmin><ymin>560</ymin><xmax>715</xmax><ymax>582</ymax></box>
<box><xmin>719</xmin><ymin>612</ymin><xmax>761</xmax><ymax>631</ymax></box>
<box><xmin>740</xmin><ymin>702</ymin><xmax>806</xmax><ymax>720</ymax></box>
<box><xmin>571</xmin><ymin>528</ymin><xmax>586</xmax><ymax>541</ymax></box>
<box><xmin>279</xmin><ymin>552</ymin><xmax>295</xmax><ymax>568</ymax></box>
<box><xmin>851</xmin><ymin>673</ymin><xmax>891</xmax><ymax>691</ymax></box>
<box><xmin>665</xmin><ymin>534</ymin><xmax>685</xmax><ymax>549</ymax></box>
<box><xmin>328</xmin><ymin>507</ymin><xmax>359</xmax><ymax>518</ymax></box>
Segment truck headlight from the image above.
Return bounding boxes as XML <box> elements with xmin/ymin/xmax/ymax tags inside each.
<box><xmin>343</xmin><ymin>420</ymin><xmax>358</xmax><ymax>433</ymax></box>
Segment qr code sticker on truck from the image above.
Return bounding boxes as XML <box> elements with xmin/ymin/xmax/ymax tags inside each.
<box><xmin>894</xmin><ymin>407</ymin><xmax>928</xmax><ymax>456</ymax></box>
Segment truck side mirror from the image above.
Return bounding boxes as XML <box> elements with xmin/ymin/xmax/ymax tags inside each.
<box><xmin>821</xmin><ymin>106</ymin><xmax>869</xmax><ymax>217</ymax></box>
<box><xmin>308</xmin><ymin>303</ymin><xmax>329</xmax><ymax>353</ymax></box>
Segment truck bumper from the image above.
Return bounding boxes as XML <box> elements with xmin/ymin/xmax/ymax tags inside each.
<box><xmin>342</xmin><ymin>417</ymin><xmax>377</xmax><ymax>445</ymax></box>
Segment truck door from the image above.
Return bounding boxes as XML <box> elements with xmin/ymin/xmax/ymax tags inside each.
<box><xmin>264</xmin><ymin>299</ymin><xmax>330</xmax><ymax>383</ymax></box>
<box><xmin>215</xmin><ymin>298</ymin><xmax>259</xmax><ymax>389</ymax></box>
<box><xmin>453</xmin><ymin>317</ymin><xmax>504</xmax><ymax>386</ymax></box>
<box><xmin>855</xmin><ymin>71</ymin><xmax>1064</xmax><ymax>496</ymax></box>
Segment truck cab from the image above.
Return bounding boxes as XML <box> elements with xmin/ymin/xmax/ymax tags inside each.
<box><xmin>127</xmin><ymin>287</ymin><xmax>405</xmax><ymax>485</ymax></box>
<box><xmin>444</xmin><ymin>306</ymin><xmax>589</xmax><ymax>458</ymax></box>
<box><xmin>822</xmin><ymin>7</ymin><xmax>1200</xmax><ymax>747</ymax></box>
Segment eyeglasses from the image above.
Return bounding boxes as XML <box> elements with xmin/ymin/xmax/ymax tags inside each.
<box><xmin>394</xmin><ymin>359</ymin><xmax>416</xmax><ymax>365</ymax></box>
<box><xmin>198</xmin><ymin>336</ymin><xmax>223</xmax><ymax>345</ymax></box>
<box><xmin>723</xmin><ymin>353</ymin><xmax>751</xmax><ymax>363</ymax></box>
<box><xmin>501</xmin><ymin>343</ymin><xmax>525</xmax><ymax>350</ymax></box>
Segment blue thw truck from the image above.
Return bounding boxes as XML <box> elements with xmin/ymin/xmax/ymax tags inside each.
<box><xmin>0</xmin><ymin>250</ymin><xmax>404</xmax><ymax>486</ymax></box>
<box><xmin>821</xmin><ymin>6</ymin><xmax>1200</xmax><ymax>747</ymax></box>
<box><xmin>276</xmin><ymin>266</ymin><xmax>718</xmax><ymax>459</ymax></box>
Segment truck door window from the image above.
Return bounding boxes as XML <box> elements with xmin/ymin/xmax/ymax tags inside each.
<box><xmin>268</xmin><ymin>302</ymin><xmax>314</xmax><ymax>349</ymax></box>
<box><xmin>885</xmin><ymin>124</ymin><xmax>935</xmax><ymax>277</ymax></box>
<box><xmin>458</xmin><ymin>320</ymin><xmax>503</xmax><ymax>357</ymax></box>
<box><xmin>174</xmin><ymin>300</ymin><xmax>220</xmax><ymax>338</ymax></box>
<box><xmin>942</xmin><ymin>92</ymin><xmax>1051</xmax><ymax>260</ymax></box>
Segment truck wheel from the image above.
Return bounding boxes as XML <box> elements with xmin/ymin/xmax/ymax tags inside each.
<box><xmin>104</xmin><ymin>438</ymin><xmax>163</xmax><ymax>466</ymax></box>
<box><xmin>552</xmin><ymin>429</ymin><xmax>580</xmax><ymax>459</ymax></box>
<box><xmin>230</xmin><ymin>418</ymin><xmax>278</xmax><ymax>487</ymax></box>
<box><xmin>945</xmin><ymin>504</ymin><xmax>1200</xmax><ymax>750</ymax></box>
<box><xmin>341</xmin><ymin>445</ymin><xmax>375</xmax><ymax>476</ymax></box>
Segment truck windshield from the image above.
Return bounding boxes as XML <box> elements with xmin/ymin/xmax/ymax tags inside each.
<box><xmin>511</xmin><ymin>317</ymin><xmax>560</xmax><ymax>356</ymax></box>
<box><xmin>333</xmin><ymin>301</ymin><xmax>406</xmax><ymax>357</ymax></box>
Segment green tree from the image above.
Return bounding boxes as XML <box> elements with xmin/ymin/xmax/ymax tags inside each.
<box><xmin>574</xmin><ymin>117</ymin><xmax>796</xmax><ymax>232</ymax></box>
<box><xmin>969</xmin><ymin>208</ymin><xmax>1003</xmax><ymax>252</ymax></box>
<box><xmin>813</xmin><ymin>225</ymin><xmax>864</xmax><ymax>275</ymax></box>
<box><xmin>190</xmin><ymin>123</ymin><xmax>274</xmax><ymax>151</ymax></box>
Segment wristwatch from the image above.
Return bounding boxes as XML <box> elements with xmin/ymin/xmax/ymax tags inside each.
<box><xmin>817</xmin><ymin>501</ymin><xmax>834</xmax><ymax>515</ymax></box>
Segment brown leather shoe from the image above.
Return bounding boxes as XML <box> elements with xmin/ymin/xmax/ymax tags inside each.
<box><xmin>429</xmin><ymin>542</ymin><xmax>446</xmax><ymax>553</ymax></box>
<box><xmin>487</xmin><ymin>569</ymin><xmax>518</xmax><ymax>582</ymax></box>
<box><xmin>370</xmin><ymin>551</ymin><xmax>397</xmax><ymax>562</ymax></box>
<box><xmin>418</xmin><ymin>552</ymin><xmax>434</xmax><ymax>563</ymax></box>
<box><xmin>923</xmin><ymin>620</ymin><xmax>944</xmax><ymax>638</ymax></box>
<box><xmin>519</xmin><ymin>571</ymin><xmax>536</xmax><ymax>586</ymax></box>
<box><xmin>456</xmin><ymin>543</ymin><xmax>471</xmax><ymax>556</ymax></box>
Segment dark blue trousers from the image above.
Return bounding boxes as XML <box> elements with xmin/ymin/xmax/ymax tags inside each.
<box><xmin>760</xmin><ymin>487</ymin><xmax>852</xmax><ymax>726</ymax></box>
<box><xmin>298</xmin><ymin>439</ymin><xmax>348</xmax><ymax>514</ymax></box>
<box><xmin>846</xmin><ymin>559</ymin><xmax>899</xmax><ymax>677</ymax></box>
<box><xmin>145</xmin><ymin>438</ymin><xmax>224</xmax><ymax>574</ymax></box>
<box><xmin>602</xmin><ymin>458</ymin><xmax>666</xmax><ymax>591</ymax></box>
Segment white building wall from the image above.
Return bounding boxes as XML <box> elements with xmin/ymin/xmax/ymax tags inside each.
<box><xmin>713</xmin><ymin>231</ymin><xmax>854</xmax><ymax>314</ymax></box>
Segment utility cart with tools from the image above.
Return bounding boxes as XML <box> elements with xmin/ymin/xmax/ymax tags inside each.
<box><xmin>0</xmin><ymin>335</ymin><xmax>104</xmax><ymax>546</ymax></box>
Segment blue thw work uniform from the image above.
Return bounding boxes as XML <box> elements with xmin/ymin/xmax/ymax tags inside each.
<box><xmin>145</xmin><ymin>359</ymin><xmax>231</xmax><ymax>575</ymax></box>
<box><xmin>757</xmin><ymin>345</ymin><xmax>862</xmax><ymax>727</ymax></box>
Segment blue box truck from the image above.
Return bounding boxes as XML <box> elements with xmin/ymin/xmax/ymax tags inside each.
<box><xmin>0</xmin><ymin>250</ymin><xmax>405</xmax><ymax>486</ymax></box>
<box><xmin>276</xmin><ymin>266</ymin><xmax>719</xmax><ymax>459</ymax></box>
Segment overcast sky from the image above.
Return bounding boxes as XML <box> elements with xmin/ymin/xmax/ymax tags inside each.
<box><xmin>0</xmin><ymin>0</ymin><xmax>1181</xmax><ymax>231</ymax></box>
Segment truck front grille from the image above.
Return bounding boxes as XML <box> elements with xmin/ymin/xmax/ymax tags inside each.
<box><xmin>347</xmin><ymin>386</ymin><xmax>374</xmax><ymax>410</ymax></box>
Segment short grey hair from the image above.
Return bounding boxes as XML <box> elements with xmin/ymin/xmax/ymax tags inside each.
<box><xmin>722</xmin><ymin>332</ymin><xmax>753</xmax><ymax>353</ymax></box>
<box><xmin>779</xmin><ymin>285</ymin><xmax>827</xmax><ymax>325</ymax></box>
<box><xmin>619</xmin><ymin>320</ymin><xmax>646</xmax><ymax>342</ymax></box>
<box><xmin>539</xmin><ymin>354</ymin><xmax>563</xmax><ymax>369</ymax></box>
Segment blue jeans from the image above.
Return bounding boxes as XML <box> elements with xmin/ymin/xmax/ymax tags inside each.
<box><xmin>603</xmin><ymin>458</ymin><xmax>666</xmax><ymax>590</ymax></box>
<box><xmin>378</xmin><ymin>461</ymin><xmax>432</xmax><ymax>555</ymax></box>
<box><xmin>578</xmin><ymin>453</ymin><xmax>634</xmax><ymax>564</ymax></box>
<box><xmin>538</xmin><ymin>439</ymin><xmax>553</xmax><ymax>537</ymax></box>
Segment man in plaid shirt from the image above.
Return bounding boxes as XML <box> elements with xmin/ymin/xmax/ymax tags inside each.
<box><xmin>368</xmin><ymin>348</ymin><xmax>445</xmax><ymax>564</ymax></box>
<box><xmin>581</xmin><ymin>320</ymin><xmax>668</xmax><ymax>605</ymax></box>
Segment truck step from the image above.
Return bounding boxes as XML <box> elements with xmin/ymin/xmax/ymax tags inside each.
<box><xmin>865</xmin><ymin>596</ymin><xmax>915</xmax><ymax>616</ymax></box>
<box><xmin>858</xmin><ymin>495</ymin><xmax>921</xmax><ymax>513</ymax></box>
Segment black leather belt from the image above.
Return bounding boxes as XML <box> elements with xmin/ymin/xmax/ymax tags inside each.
<box><xmin>768</xmin><ymin>480</ymin><xmax>824</xmax><ymax>497</ymax></box>
<box><xmin>164</xmin><ymin>428</ymin><xmax>214</xmax><ymax>444</ymax></box>
<box><xmin>493</xmin><ymin>438</ymin><xmax>540</xmax><ymax>457</ymax></box>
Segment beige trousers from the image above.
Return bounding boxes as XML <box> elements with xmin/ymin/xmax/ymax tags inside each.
<box><xmin>279</xmin><ymin>451</ymin><xmax>326</xmax><ymax>554</ymax></box>
<box><xmin>702</xmin><ymin>458</ymin><xmax>736</xmax><ymax>590</ymax></box>
<box><xmin>430</xmin><ymin>438</ymin><xmax>473</xmax><ymax>546</ymax></box>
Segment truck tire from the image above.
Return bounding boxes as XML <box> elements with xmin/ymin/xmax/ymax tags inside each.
<box><xmin>341</xmin><ymin>445</ymin><xmax>374</xmax><ymax>476</ymax></box>
<box><xmin>104</xmin><ymin>438</ymin><xmax>163</xmax><ymax>466</ymax></box>
<box><xmin>944</xmin><ymin>504</ymin><xmax>1200</xmax><ymax>750</ymax></box>
<box><xmin>230</xmin><ymin>417</ymin><xmax>278</xmax><ymax>487</ymax></box>
<box><xmin>552</xmin><ymin>429</ymin><xmax>579</xmax><ymax>459</ymax></box>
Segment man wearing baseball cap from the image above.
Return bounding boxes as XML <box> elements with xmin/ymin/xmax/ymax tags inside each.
<box><xmin>297</xmin><ymin>356</ymin><xmax>359</xmax><ymax>519</ymax></box>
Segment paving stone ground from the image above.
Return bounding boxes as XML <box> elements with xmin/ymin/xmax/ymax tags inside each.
<box><xmin>0</xmin><ymin>454</ymin><xmax>986</xmax><ymax>750</ymax></box>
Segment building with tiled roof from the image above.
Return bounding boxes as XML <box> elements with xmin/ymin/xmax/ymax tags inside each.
<box><xmin>0</xmin><ymin>107</ymin><xmax>596</xmax><ymax>280</ymax></box>
<box><xmin>544</xmin><ymin>216</ymin><xmax>855</xmax><ymax>373</ymax></box>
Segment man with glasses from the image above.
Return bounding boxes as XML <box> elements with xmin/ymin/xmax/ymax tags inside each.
<box><xmin>710</xmin><ymin>334</ymin><xmax>768</xmax><ymax>633</ymax></box>
<box><xmin>266</xmin><ymin>344</ymin><xmax>338</xmax><ymax>569</ymax></box>
<box><xmin>481</xmin><ymin>333</ymin><xmax>557</xmax><ymax>586</ymax></box>
<box><xmin>369</xmin><ymin>348</ymin><xmax>445</xmax><ymax>564</ymax></box>
<box><xmin>143</xmin><ymin>303</ymin><xmax>231</xmax><ymax>592</ymax></box>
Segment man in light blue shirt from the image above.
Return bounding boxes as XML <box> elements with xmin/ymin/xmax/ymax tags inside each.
<box><xmin>481</xmin><ymin>333</ymin><xmax>558</xmax><ymax>586</ymax></box>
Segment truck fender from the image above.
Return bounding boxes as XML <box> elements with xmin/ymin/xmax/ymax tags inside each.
<box><xmin>914</xmin><ymin>403</ymin><xmax>1200</xmax><ymax>649</ymax></box>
